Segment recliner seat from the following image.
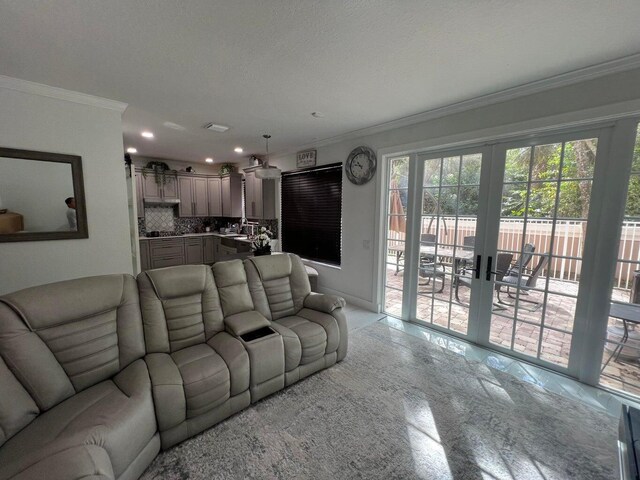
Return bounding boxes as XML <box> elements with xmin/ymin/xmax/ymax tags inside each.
<box><xmin>244</xmin><ymin>254</ymin><xmax>347</xmax><ymax>386</ymax></box>
<box><xmin>137</xmin><ymin>264</ymin><xmax>251</xmax><ymax>449</ymax></box>
<box><xmin>0</xmin><ymin>275</ymin><xmax>159</xmax><ymax>480</ymax></box>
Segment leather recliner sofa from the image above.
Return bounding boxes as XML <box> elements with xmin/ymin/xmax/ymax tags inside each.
<box><xmin>0</xmin><ymin>254</ymin><xmax>347</xmax><ymax>480</ymax></box>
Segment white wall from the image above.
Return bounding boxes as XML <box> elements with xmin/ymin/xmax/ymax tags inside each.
<box><xmin>0</xmin><ymin>158</ymin><xmax>74</xmax><ymax>231</ymax></box>
<box><xmin>0</xmin><ymin>81</ymin><xmax>133</xmax><ymax>294</ymax></box>
<box><xmin>270</xmin><ymin>67</ymin><xmax>640</xmax><ymax>310</ymax></box>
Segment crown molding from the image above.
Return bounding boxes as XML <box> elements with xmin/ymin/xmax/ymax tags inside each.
<box><xmin>287</xmin><ymin>53</ymin><xmax>640</xmax><ymax>154</ymax></box>
<box><xmin>0</xmin><ymin>75</ymin><xmax>128</xmax><ymax>113</ymax></box>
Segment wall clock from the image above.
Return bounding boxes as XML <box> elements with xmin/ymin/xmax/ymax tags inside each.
<box><xmin>345</xmin><ymin>146</ymin><xmax>377</xmax><ymax>185</ymax></box>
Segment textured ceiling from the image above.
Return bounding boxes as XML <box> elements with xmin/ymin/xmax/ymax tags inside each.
<box><xmin>1</xmin><ymin>0</ymin><xmax>640</xmax><ymax>163</ymax></box>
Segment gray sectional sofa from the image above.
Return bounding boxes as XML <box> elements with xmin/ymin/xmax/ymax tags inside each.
<box><xmin>0</xmin><ymin>254</ymin><xmax>348</xmax><ymax>480</ymax></box>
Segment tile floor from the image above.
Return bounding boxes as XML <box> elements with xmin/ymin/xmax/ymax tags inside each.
<box><xmin>384</xmin><ymin>263</ymin><xmax>640</xmax><ymax>397</ymax></box>
<box><xmin>345</xmin><ymin>304</ymin><xmax>640</xmax><ymax>418</ymax></box>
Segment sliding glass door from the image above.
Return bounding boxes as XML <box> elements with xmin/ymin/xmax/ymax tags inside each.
<box><xmin>381</xmin><ymin>125</ymin><xmax>630</xmax><ymax>379</ymax></box>
<box><xmin>480</xmin><ymin>133</ymin><xmax>602</xmax><ymax>372</ymax></box>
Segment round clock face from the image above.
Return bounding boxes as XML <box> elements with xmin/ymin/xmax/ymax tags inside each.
<box><xmin>346</xmin><ymin>146</ymin><xmax>377</xmax><ymax>185</ymax></box>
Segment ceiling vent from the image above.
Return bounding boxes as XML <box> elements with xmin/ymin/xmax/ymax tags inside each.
<box><xmin>202</xmin><ymin>122</ymin><xmax>229</xmax><ymax>133</ymax></box>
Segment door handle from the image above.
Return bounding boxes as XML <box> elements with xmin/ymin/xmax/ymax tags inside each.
<box><xmin>485</xmin><ymin>255</ymin><xmax>493</xmax><ymax>281</ymax></box>
<box><xmin>459</xmin><ymin>255</ymin><xmax>482</xmax><ymax>279</ymax></box>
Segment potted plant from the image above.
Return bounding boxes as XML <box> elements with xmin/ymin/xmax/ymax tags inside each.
<box><xmin>251</xmin><ymin>226</ymin><xmax>272</xmax><ymax>256</ymax></box>
<box><xmin>143</xmin><ymin>161</ymin><xmax>177</xmax><ymax>185</ymax></box>
<box><xmin>219</xmin><ymin>163</ymin><xmax>236</xmax><ymax>175</ymax></box>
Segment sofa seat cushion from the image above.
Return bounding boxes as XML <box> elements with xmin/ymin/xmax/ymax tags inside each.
<box><xmin>7</xmin><ymin>444</ymin><xmax>115</xmax><ymax>480</ymax></box>
<box><xmin>0</xmin><ymin>360</ymin><xmax>156</xmax><ymax>480</ymax></box>
<box><xmin>275</xmin><ymin>316</ymin><xmax>327</xmax><ymax>365</ymax></box>
<box><xmin>171</xmin><ymin>344</ymin><xmax>230</xmax><ymax>419</ymax></box>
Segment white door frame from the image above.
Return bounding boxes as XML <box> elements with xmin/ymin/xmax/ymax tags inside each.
<box><xmin>377</xmin><ymin>116</ymin><xmax>639</xmax><ymax>387</ymax></box>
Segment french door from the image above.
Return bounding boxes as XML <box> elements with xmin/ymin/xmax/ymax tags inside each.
<box><xmin>383</xmin><ymin>127</ymin><xmax>612</xmax><ymax>376</ymax></box>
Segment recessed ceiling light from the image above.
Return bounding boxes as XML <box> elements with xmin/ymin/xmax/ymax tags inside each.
<box><xmin>234</xmin><ymin>147</ymin><xmax>243</xmax><ymax>153</ymax></box>
<box><xmin>205</xmin><ymin>158</ymin><xmax>214</xmax><ymax>163</ymax></box>
<box><xmin>163</xmin><ymin>121</ymin><xmax>186</xmax><ymax>131</ymax></box>
<box><xmin>141</xmin><ymin>131</ymin><xmax>154</xmax><ymax>138</ymax></box>
<box><xmin>126</xmin><ymin>147</ymin><xmax>138</xmax><ymax>154</ymax></box>
<box><xmin>311</xmin><ymin>112</ymin><xmax>324</xmax><ymax>118</ymax></box>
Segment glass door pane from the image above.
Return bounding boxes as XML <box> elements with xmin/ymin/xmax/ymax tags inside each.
<box><xmin>415</xmin><ymin>153</ymin><xmax>483</xmax><ymax>336</ymax></box>
<box><xmin>601</xmin><ymin>124</ymin><xmax>640</xmax><ymax>396</ymax></box>
<box><xmin>383</xmin><ymin>156</ymin><xmax>409</xmax><ymax>317</ymax></box>
<box><xmin>487</xmin><ymin>137</ymin><xmax>598</xmax><ymax>370</ymax></box>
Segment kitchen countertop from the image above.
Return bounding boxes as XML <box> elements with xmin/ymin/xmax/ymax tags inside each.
<box><xmin>139</xmin><ymin>232</ymin><xmax>253</xmax><ymax>244</ymax></box>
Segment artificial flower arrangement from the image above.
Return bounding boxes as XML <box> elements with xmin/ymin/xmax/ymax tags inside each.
<box><xmin>251</xmin><ymin>226</ymin><xmax>273</xmax><ymax>256</ymax></box>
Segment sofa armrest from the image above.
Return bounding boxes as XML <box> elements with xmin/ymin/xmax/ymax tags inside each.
<box><xmin>144</xmin><ymin>353</ymin><xmax>185</xmax><ymax>432</ymax></box>
<box><xmin>303</xmin><ymin>293</ymin><xmax>346</xmax><ymax>313</ymax></box>
<box><xmin>224</xmin><ymin>311</ymin><xmax>270</xmax><ymax>336</ymax></box>
<box><xmin>113</xmin><ymin>359</ymin><xmax>150</xmax><ymax>398</ymax></box>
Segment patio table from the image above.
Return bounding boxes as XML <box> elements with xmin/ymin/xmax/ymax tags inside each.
<box><xmin>602</xmin><ymin>302</ymin><xmax>640</xmax><ymax>372</ymax></box>
<box><xmin>389</xmin><ymin>243</ymin><xmax>474</xmax><ymax>275</ymax></box>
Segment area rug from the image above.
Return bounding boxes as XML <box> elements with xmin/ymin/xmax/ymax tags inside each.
<box><xmin>140</xmin><ymin>322</ymin><xmax>617</xmax><ymax>479</ymax></box>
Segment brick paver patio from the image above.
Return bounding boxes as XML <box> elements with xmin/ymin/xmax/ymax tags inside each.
<box><xmin>384</xmin><ymin>262</ymin><xmax>640</xmax><ymax>397</ymax></box>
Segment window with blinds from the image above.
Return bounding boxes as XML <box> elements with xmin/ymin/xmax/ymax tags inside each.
<box><xmin>281</xmin><ymin>163</ymin><xmax>343</xmax><ymax>265</ymax></box>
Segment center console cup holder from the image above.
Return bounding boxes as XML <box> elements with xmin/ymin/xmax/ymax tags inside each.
<box><xmin>240</xmin><ymin>326</ymin><xmax>277</xmax><ymax>343</ymax></box>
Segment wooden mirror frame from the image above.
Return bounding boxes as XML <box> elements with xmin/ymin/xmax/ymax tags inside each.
<box><xmin>0</xmin><ymin>147</ymin><xmax>88</xmax><ymax>242</ymax></box>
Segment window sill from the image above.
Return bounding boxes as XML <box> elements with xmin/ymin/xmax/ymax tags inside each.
<box><xmin>301</xmin><ymin>259</ymin><xmax>342</xmax><ymax>271</ymax></box>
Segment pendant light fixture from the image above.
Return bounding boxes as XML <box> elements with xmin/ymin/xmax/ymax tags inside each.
<box><xmin>255</xmin><ymin>134</ymin><xmax>281</xmax><ymax>180</ymax></box>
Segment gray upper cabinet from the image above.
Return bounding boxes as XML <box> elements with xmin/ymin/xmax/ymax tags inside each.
<box><xmin>208</xmin><ymin>177</ymin><xmax>222</xmax><ymax>217</ymax></box>
<box><xmin>193</xmin><ymin>178</ymin><xmax>209</xmax><ymax>216</ymax></box>
<box><xmin>178</xmin><ymin>175</ymin><xmax>209</xmax><ymax>217</ymax></box>
<box><xmin>221</xmin><ymin>173</ymin><xmax>242</xmax><ymax>217</ymax></box>
<box><xmin>140</xmin><ymin>170</ymin><xmax>178</xmax><ymax>202</ymax></box>
<box><xmin>244</xmin><ymin>167</ymin><xmax>276</xmax><ymax>219</ymax></box>
<box><xmin>178</xmin><ymin>176</ymin><xmax>194</xmax><ymax>217</ymax></box>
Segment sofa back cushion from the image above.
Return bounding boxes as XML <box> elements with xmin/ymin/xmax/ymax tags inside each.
<box><xmin>244</xmin><ymin>254</ymin><xmax>311</xmax><ymax>320</ymax></box>
<box><xmin>138</xmin><ymin>265</ymin><xmax>224</xmax><ymax>353</ymax></box>
<box><xmin>0</xmin><ymin>353</ymin><xmax>39</xmax><ymax>448</ymax></box>
<box><xmin>212</xmin><ymin>260</ymin><xmax>254</xmax><ymax>317</ymax></box>
<box><xmin>0</xmin><ymin>274</ymin><xmax>144</xmax><ymax>412</ymax></box>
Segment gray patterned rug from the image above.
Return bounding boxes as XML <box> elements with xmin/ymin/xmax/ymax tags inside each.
<box><xmin>141</xmin><ymin>322</ymin><xmax>617</xmax><ymax>480</ymax></box>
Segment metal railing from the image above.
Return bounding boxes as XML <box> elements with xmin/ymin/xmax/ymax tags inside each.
<box><xmin>387</xmin><ymin>216</ymin><xmax>640</xmax><ymax>287</ymax></box>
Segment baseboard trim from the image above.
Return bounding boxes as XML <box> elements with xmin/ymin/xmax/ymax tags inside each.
<box><xmin>316</xmin><ymin>285</ymin><xmax>377</xmax><ymax>312</ymax></box>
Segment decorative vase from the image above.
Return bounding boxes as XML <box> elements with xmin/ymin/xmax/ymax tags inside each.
<box><xmin>254</xmin><ymin>246</ymin><xmax>271</xmax><ymax>256</ymax></box>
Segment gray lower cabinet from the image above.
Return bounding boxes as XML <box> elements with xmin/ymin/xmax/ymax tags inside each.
<box><xmin>140</xmin><ymin>235</ymin><xmax>249</xmax><ymax>271</ymax></box>
<box><xmin>148</xmin><ymin>238</ymin><xmax>185</xmax><ymax>270</ymax></box>
<box><xmin>185</xmin><ymin>237</ymin><xmax>204</xmax><ymax>264</ymax></box>
<box><xmin>203</xmin><ymin>236</ymin><xmax>217</xmax><ymax>264</ymax></box>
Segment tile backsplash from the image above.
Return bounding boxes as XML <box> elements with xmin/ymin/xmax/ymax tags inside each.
<box><xmin>138</xmin><ymin>206</ymin><xmax>278</xmax><ymax>238</ymax></box>
<box><xmin>144</xmin><ymin>207</ymin><xmax>175</xmax><ymax>231</ymax></box>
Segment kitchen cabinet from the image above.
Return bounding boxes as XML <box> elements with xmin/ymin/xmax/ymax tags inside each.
<box><xmin>148</xmin><ymin>238</ymin><xmax>184</xmax><ymax>270</ymax></box>
<box><xmin>221</xmin><ymin>173</ymin><xmax>242</xmax><ymax>217</ymax></box>
<box><xmin>203</xmin><ymin>236</ymin><xmax>217</xmax><ymax>264</ymax></box>
<box><xmin>207</xmin><ymin>177</ymin><xmax>222</xmax><ymax>217</ymax></box>
<box><xmin>179</xmin><ymin>176</ymin><xmax>210</xmax><ymax>217</ymax></box>
<box><xmin>135</xmin><ymin>172</ymin><xmax>144</xmax><ymax>218</ymax></box>
<box><xmin>185</xmin><ymin>237</ymin><xmax>204</xmax><ymax>264</ymax></box>
<box><xmin>243</xmin><ymin>167</ymin><xmax>276</xmax><ymax>219</ymax></box>
<box><xmin>141</xmin><ymin>170</ymin><xmax>178</xmax><ymax>202</ymax></box>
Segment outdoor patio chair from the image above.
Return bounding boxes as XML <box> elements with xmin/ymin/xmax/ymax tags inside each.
<box><xmin>419</xmin><ymin>233</ymin><xmax>446</xmax><ymax>293</ymax></box>
<box><xmin>496</xmin><ymin>253</ymin><xmax>550</xmax><ymax>311</ymax></box>
<box><xmin>455</xmin><ymin>252</ymin><xmax>513</xmax><ymax>307</ymax></box>
<box><xmin>457</xmin><ymin>235</ymin><xmax>476</xmax><ymax>272</ymax></box>
<box><xmin>505</xmin><ymin>243</ymin><xmax>536</xmax><ymax>277</ymax></box>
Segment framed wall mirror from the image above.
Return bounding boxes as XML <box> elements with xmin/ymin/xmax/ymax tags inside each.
<box><xmin>0</xmin><ymin>147</ymin><xmax>88</xmax><ymax>242</ymax></box>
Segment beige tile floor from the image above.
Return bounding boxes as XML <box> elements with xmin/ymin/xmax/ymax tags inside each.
<box><xmin>384</xmin><ymin>263</ymin><xmax>640</xmax><ymax>397</ymax></box>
